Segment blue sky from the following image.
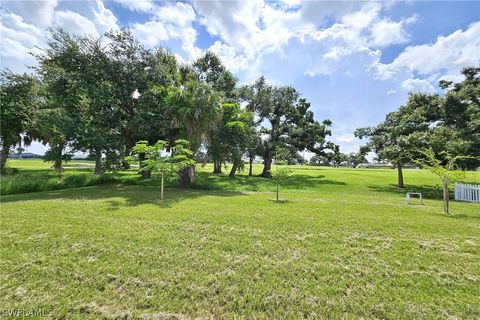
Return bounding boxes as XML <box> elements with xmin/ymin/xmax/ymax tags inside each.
<box><xmin>1</xmin><ymin>0</ymin><xmax>479</xmax><ymax>156</ymax></box>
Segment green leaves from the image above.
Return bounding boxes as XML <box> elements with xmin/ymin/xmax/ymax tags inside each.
<box><xmin>167</xmin><ymin>79</ymin><xmax>223</xmax><ymax>152</ymax></box>
<box><xmin>415</xmin><ymin>148</ymin><xmax>472</xmax><ymax>182</ymax></box>
<box><xmin>272</xmin><ymin>166</ymin><xmax>292</xmax><ymax>181</ymax></box>
<box><xmin>241</xmin><ymin>77</ymin><xmax>333</xmax><ymax>175</ymax></box>
<box><xmin>129</xmin><ymin>140</ymin><xmax>195</xmax><ymax>177</ymax></box>
<box><xmin>357</xmin><ymin>68</ymin><xmax>480</xmax><ymax>170</ymax></box>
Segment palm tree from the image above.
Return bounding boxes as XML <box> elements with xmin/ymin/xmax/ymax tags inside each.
<box><xmin>167</xmin><ymin>78</ymin><xmax>222</xmax><ymax>187</ymax></box>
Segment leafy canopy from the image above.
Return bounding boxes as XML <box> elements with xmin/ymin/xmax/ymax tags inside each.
<box><xmin>127</xmin><ymin>139</ymin><xmax>195</xmax><ymax>177</ymax></box>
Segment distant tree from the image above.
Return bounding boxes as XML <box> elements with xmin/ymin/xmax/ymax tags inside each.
<box><xmin>104</xmin><ymin>29</ymin><xmax>152</xmax><ymax>166</ymax></box>
<box><xmin>0</xmin><ymin>70</ymin><xmax>41</xmax><ymax>173</ymax></box>
<box><xmin>16</xmin><ymin>147</ymin><xmax>25</xmax><ymax>159</ymax></box>
<box><xmin>74</xmin><ymin>36</ymin><xmax>123</xmax><ymax>174</ymax></box>
<box><xmin>208</xmin><ymin>103</ymin><xmax>255</xmax><ymax>177</ymax></box>
<box><xmin>245</xmin><ymin>132</ymin><xmax>263</xmax><ymax>176</ymax></box>
<box><xmin>346</xmin><ymin>152</ymin><xmax>368</xmax><ymax>168</ymax></box>
<box><xmin>128</xmin><ymin>140</ymin><xmax>195</xmax><ymax>200</ymax></box>
<box><xmin>241</xmin><ymin>77</ymin><xmax>332</xmax><ymax>177</ymax></box>
<box><xmin>33</xmin><ymin>108</ymin><xmax>76</xmax><ymax>172</ymax></box>
<box><xmin>193</xmin><ymin>51</ymin><xmax>237</xmax><ymax>100</ymax></box>
<box><xmin>436</xmin><ymin>67</ymin><xmax>480</xmax><ymax>169</ymax></box>
<box><xmin>193</xmin><ymin>52</ymin><xmax>238</xmax><ymax>173</ymax></box>
<box><xmin>356</xmin><ymin>93</ymin><xmax>440</xmax><ymax>188</ymax></box>
<box><xmin>326</xmin><ymin>145</ymin><xmax>346</xmax><ymax>167</ymax></box>
<box><xmin>275</xmin><ymin>146</ymin><xmax>306</xmax><ymax>165</ymax></box>
<box><xmin>207</xmin><ymin>103</ymin><xmax>258</xmax><ymax>177</ymax></box>
<box><xmin>309</xmin><ymin>154</ymin><xmax>331</xmax><ymax>166</ymax></box>
<box><xmin>33</xmin><ymin>29</ymin><xmax>85</xmax><ymax>173</ymax></box>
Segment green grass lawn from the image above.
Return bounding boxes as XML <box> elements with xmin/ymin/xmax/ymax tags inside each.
<box><xmin>1</xmin><ymin>160</ymin><xmax>479</xmax><ymax>318</ymax></box>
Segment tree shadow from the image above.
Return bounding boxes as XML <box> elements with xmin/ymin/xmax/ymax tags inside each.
<box><xmin>0</xmin><ymin>184</ymin><xmax>246</xmax><ymax>210</ymax></box>
<box><xmin>268</xmin><ymin>199</ymin><xmax>290</xmax><ymax>204</ymax></box>
<box><xmin>367</xmin><ymin>184</ymin><xmax>444</xmax><ymax>200</ymax></box>
<box><xmin>368</xmin><ymin>178</ymin><xmax>480</xmax><ymax>200</ymax></box>
<box><xmin>367</xmin><ymin>183</ymin><xmax>480</xmax><ymax>218</ymax></box>
<box><xmin>194</xmin><ymin>172</ymin><xmax>346</xmax><ymax>192</ymax></box>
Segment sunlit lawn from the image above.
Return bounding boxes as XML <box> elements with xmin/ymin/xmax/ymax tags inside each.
<box><xmin>1</xmin><ymin>160</ymin><xmax>479</xmax><ymax>318</ymax></box>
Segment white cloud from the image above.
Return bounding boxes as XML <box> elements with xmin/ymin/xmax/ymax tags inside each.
<box><xmin>375</xmin><ymin>21</ymin><xmax>480</xmax><ymax>79</ymax></box>
<box><xmin>299</xmin><ymin>1</ymin><xmax>362</xmax><ymax>24</ymax></box>
<box><xmin>1</xmin><ymin>0</ymin><xmax>58</xmax><ymax>27</ymax></box>
<box><xmin>53</xmin><ymin>10</ymin><xmax>99</xmax><ymax>37</ymax></box>
<box><xmin>155</xmin><ymin>2</ymin><xmax>196</xmax><ymax>26</ymax></box>
<box><xmin>278</xmin><ymin>0</ymin><xmax>301</xmax><ymax>9</ymax></box>
<box><xmin>0</xmin><ymin>1</ymin><xmax>119</xmax><ymax>72</ymax></box>
<box><xmin>401</xmin><ymin>77</ymin><xmax>435</xmax><ymax>93</ymax></box>
<box><xmin>0</xmin><ymin>12</ymin><xmax>43</xmax><ymax>48</ymax></box>
<box><xmin>110</xmin><ymin>0</ymin><xmax>154</xmax><ymax>12</ymax></box>
<box><xmin>194</xmin><ymin>0</ymin><xmax>265</xmax><ymax>54</ymax></box>
<box><xmin>132</xmin><ymin>2</ymin><xmax>199</xmax><ymax>60</ymax></box>
<box><xmin>336</xmin><ymin>134</ymin><xmax>356</xmax><ymax>143</ymax></box>
<box><xmin>370</xmin><ymin>15</ymin><xmax>416</xmax><ymax>47</ymax></box>
<box><xmin>92</xmin><ymin>0</ymin><xmax>119</xmax><ymax>34</ymax></box>
<box><xmin>0</xmin><ymin>11</ymin><xmax>44</xmax><ymax>71</ymax></box>
<box><xmin>208</xmin><ymin>41</ymin><xmax>248</xmax><ymax>73</ymax></box>
<box><xmin>386</xmin><ymin>89</ymin><xmax>397</xmax><ymax>95</ymax></box>
<box><xmin>132</xmin><ymin>20</ymin><xmax>169</xmax><ymax>45</ymax></box>
<box><xmin>194</xmin><ymin>1</ymin><xmax>414</xmax><ymax>80</ymax></box>
<box><xmin>438</xmin><ymin>74</ymin><xmax>465</xmax><ymax>85</ymax></box>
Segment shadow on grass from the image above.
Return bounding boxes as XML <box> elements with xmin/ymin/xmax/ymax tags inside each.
<box><xmin>0</xmin><ymin>184</ymin><xmax>246</xmax><ymax>210</ymax></box>
<box><xmin>2</xmin><ymin>165</ymin><xmax>348</xmax><ymax>197</ymax></box>
<box><xmin>194</xmin><ymin>172</ymin><xmax>346</xmax><ymax>192</ymax></box>
<box><xmin>445</xmin><ymin>213</ymin><xmax>480</xmax><ymax>220</ymax></box>
<box><xmin>268</xmin><ymin>199</ymin><xmax>290</xmax><ymax>204</ymax></box>
<box><xmin>368</xmin><ymin>183</ymin><xmax>480</xmax><ymax>218</ymax></box>
<box><xmin>368</xmin><ymin>184</ymin><xmax>444</xmax><ymax>200</ymax></box>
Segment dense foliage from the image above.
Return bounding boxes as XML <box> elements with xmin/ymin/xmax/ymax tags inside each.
<box><xmin>0</xmin><ymin>28</ymin><xmax>333</xmax><ymax>182</ymax></box>
<box><xmin>356</xmin><ymin>67</ymin><xmax>480</xmax><ymax>188</ymax></box>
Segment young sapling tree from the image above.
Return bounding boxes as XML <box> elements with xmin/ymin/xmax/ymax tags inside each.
<box><xmin>272</xmin><ymin>165</ymin><xmax>292</xmax><ymax>202</ymax></box>
<box><xmin>415</xmin><ymin>149</ymin><xmax>471</xmax><ymax>214</ymax></box>
<box><xmin>127</xmin><ymin>140</ymin><xmax>195</xmax><ymax>200</ymax></box>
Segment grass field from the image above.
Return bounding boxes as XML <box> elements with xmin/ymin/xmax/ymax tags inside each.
<box><xmin>1</xmin><ymin>160</ymin><xmax>479</xmax><ymax>318</ymax></box>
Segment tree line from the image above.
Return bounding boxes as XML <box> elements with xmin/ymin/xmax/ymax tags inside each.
<box><xmin>0</xmin><ymin>28</ymin><xmax>334</xmax><ymax>185</ymax></box>
<box><xmin>355</xmin><ymin>67</ymin><xmax>480</xmax><ymax>188</ymax></box>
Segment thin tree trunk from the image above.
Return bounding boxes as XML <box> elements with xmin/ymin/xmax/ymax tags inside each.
<box><xmin>229</xmin><ymin>163</ymin><xmax>238</xmax><ymax>178</ymax></box>
<box><xmin>397</xmin><ymin>161</ymin><xmax>404</xmax><ymax>188</ymax></box>
<box><xmin>179</xmin><ymin>165</ymin><xmax>195</xmax><ymax>188</ymax></box>
<box><xmin>122</xmin><ymin>127</ymin><xmax>134</xmax><ymax>169</ymax></box>
<box><xmin>139</xmin><ymin>152</ymin><xmax>151</xmax><ymax>179</ymax></box>
<box><xmin>54</xmin><ymin>158</ymin><xmax>62</xmax><ymax>173</ymax></box>
<box><xmin>213</xmin><ymin>159</ymin><xmax>222</xmax><ymax>174</ymax></box>
<box><xmin>276</xmin><ymin>178</ymin><xmax>279</xmax><ymax>201</ymax></box>
<box><xmin>53</xmin><ymin>144</ymin><xmax>63</xmax><ymax>174</ymax></box>
<box><xmin>260</xmin><ymin>156</ymin><xmax>273</xmax><ymax>177</ymax></box>
<box><xmin>160</xmin><ymin>173</ymin><xmax>164</xmax><ymax>200</ymax></box>
<box><xmin>443</xmin><ymin>179</ymin><xmax>449</xmax><ymax>214</ymax></box>
<box><xmin>94</xmin><ymin>149</ymin><xmax>102</xmax><ymax>175</ymax></box>
<box><xmin>0</xmin><ymin>145</ymin><xmax>10</xmax><ymax>173</ymax></box>
<box><xmin>248</xmin><ymin>154</ymin><xmax>253</xmax><ymax>176</ymax></box>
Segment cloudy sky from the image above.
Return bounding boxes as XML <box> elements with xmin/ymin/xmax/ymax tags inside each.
<box><xmin>1</xmin><ymin>0</ymin><xmax>480</xmax><ymax>155</ymax></box>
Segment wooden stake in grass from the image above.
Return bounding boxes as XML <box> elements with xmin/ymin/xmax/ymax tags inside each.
<box><xmin>126</xmin><ymin>140</ymin><xmax>195</xmax><ymax>200</ymax></box>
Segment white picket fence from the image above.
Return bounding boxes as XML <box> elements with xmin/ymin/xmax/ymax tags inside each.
<box><xmin>454</xmin><ymin>183</ymin><xmax>480</xmax><ymax>203</ymax></box>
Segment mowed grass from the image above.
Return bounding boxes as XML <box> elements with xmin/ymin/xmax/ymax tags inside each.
<box><xmin>1</xmin><ymin>161</ymin><xmax>479</xmax><ymax>318</ymax></box>
<box><xmin>0</xmin><ymin>160</ymin><xmax>126</xmax><ymax>195</ymax></box>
